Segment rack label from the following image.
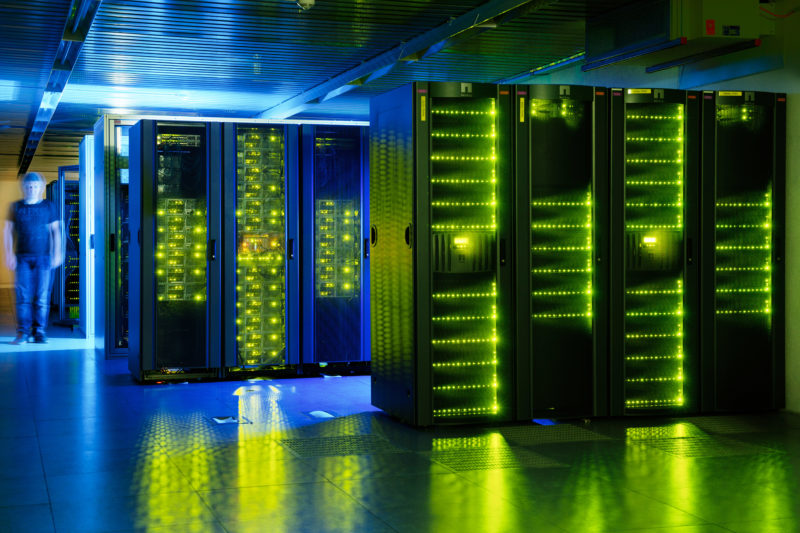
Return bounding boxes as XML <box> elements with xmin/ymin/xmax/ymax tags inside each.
<box><xmin>421</xmin><ymin>96</ymin><xmax>426</xmax><ymax>121</ymax></box>
<box><xmin>628</xmin><ymin>89</ymin><xmax>652</xmax><ymax>94</ymax></box>
<box><xmin>719</xmin><ymin>91</ymin><xmax>742</xmax><ymax>96</ymax></box>
<box><xmin>520</xmin><ymin>97</ymin><xmax>525</xmax><ymax>122</ymax></box>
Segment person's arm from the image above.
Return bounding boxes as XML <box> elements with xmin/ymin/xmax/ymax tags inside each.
<box><xmin>49</xmin><ymin>220</ymin><xmax>62</xmax><ymax>268</ymax></box>
<box><xmin>3</xmin><ymin>220</ymin><xmax>15</xmax><ymax>271</ymax></box>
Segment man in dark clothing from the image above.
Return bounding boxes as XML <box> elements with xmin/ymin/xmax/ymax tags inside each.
<box><xmin>3</xmin><ymin>172</ymin><xmax>62</xmax><ymax>344</ymax></box>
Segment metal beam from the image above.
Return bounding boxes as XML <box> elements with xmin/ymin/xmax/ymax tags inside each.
<box><xmin>256</xmin><ymin>0</ymin><xmax>555</xmax><ymax>119</ymax></box>
<box><xmin>18</xmin><ymin>0</ymin><xmax>103</xmax><ymax>175</ymax></box>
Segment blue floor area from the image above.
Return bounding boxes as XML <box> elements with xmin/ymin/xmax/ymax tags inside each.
<box><xmin>0</xmin><ymin>341</ymin><xmax>799</xmax><ymax>532</ymax></box>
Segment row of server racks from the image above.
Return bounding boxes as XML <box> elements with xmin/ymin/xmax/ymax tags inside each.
<box><xmin>46</xmin><ymin>166</ymin><xmax>81</xmax><ymax>325</ymax></box>
<box><xmin>91</xmin><ymin>118</ymin><xmax>370</xmax><ymax>380</ymax></box>
<box><xmin>370</xmin><ymin>82</ymin><xmax>785</xmax><ymax>426</ymax></box>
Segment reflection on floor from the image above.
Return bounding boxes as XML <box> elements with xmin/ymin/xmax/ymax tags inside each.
<box><xmin>0</xmin><ymin>346</ymin><xmax>798</xmax><ymax>532</ymax></box>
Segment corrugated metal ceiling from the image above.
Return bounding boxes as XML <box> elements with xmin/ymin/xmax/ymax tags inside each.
<box><xmin>1</xmin><ymin>0</ymin><xmax>636</xmax><ymax>179</ymax></box>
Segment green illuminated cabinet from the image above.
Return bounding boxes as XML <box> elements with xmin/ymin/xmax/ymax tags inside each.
<box><xmin>129</xmin><ymin>120</ymin><xmax>222</xmax><ymax>381</ymax></box>
<box><xmin>514</xmin><ymin>85</ymin><xmax>609</xmax><ymax>419</ymax></box>
<box><xmin>610</xmin><ymin>88</ymin><xmax>700</xmax><ymax>415</ymax></box>
<box><xmin>370</xmin><ymin>82</ymin><xmax>513</xmax><ymax>426</ymax></box>
<box><xmin>700</xmin><ymin>91</ymin><xmax>786</xmax><ymax>411</ymax></box>
<box><xmin>301</xmin><ymin>125</ymin><xmax>369</xmax><ymax>366</ymax></box>
<box><xmin>222</xmin><ymin>124</ymin><xmax>300</xmax><ymax>373</ymax></box>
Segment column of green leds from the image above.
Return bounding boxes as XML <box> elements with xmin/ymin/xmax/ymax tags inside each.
<box><xmin>530</xmin><ymin>99</ymin><xmax>592</xmax><ymax>325</ymax></box>
<box><xmin>235</xmin><ymin>128</ymin><xmax>286</xmax><ymax>366</ymax></box>
<box><xmin>715</xmin><ymin>104</ymin><xmax>771</xmax><ymax>324</ymax></box>
<box><xmin>624</xmin><ymin>103</ymin><xmax>685</xmax><ymax>410</ymax></box>
<box><xmin>430</xmin><ymin>97</ymin><xmax>498</xmax><ymax>420</ymax></box>
<box><xmin>315</xmin><ymin>199</ymin><xmax>359</xmax><ymax>298</ymax></box>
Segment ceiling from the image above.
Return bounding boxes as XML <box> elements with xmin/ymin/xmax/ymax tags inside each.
<box><xmin>0</xmin><ymin>0</ymin><xmax>635</xmax><ymax>180</ymax></box>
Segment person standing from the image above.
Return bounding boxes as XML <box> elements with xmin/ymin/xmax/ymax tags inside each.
<box><xmin>3</xmin><ymin>172</ymin><xmax>62</xmax><ymax>344</ymax></box>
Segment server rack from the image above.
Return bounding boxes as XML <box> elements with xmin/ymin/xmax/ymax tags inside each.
<box><xmin>79</xmin><ymin>136</ymin><xmax>95</xmax><ymax>338</ymax></box>
<box><xmin>50</xmin><ymin>166</ymin><xmax>80</xmax><ymax>324</ymax></box>
<box><xmin>45</xmin><ymin>179</ymin><xmax>59</xmax><ymax>313</ymax></box>
<box><xmin>514</xmin><ymin>85</ymin><xmax>609</xmax><ymax>419</ymax></box>
<box><xmin>94</xmin><ymin>116</ymin><xmax>136</xmax><ymax>356</ymax></box>
<box><xmin>300</xmin><ymin>125</ymin><xmax>370</xmax><ymax>368</ymax></box>
<box><xmin>222</xmin><ymin>123</ymin><xmax>300</xmax><ymax>375</ymax></box>
<box><xmin>610</xmin><ymin>88</ymin><xmax>700</xmax><ymax>415</ymax></box>
<box><xmin>700</xmin><ymin>91</ymin><xmax>785</xmax><ymax>411</ymax></box>
<box><xmin>370</xmin><ymin>82</ymin><xmax>514</xmax><ymax>426</ymax></box>
<box><xmin>129</xmin><ymin>120</ymin><xmax>222</xmax><ymax>381</ymax></box>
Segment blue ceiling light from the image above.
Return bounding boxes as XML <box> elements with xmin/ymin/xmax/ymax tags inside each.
<box><xmin>18</xmin><ymin>0</ymin><xmax>103</xmax><ymax>175</ymax></box>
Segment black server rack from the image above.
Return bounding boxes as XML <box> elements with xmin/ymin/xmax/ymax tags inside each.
<box><xmin>610</xmin><ymin>88</ymin><xmax>700</xmax><ymax>415</ymax></box>
<box><xmin>58</xmin><ymin>166</ymin><xmax>81</xmax><ymax>323</ymax></box>
<box><xmin>222</xmin><ymin>123</ymin><xmax>300</xmax><ymax>375</ymax></box>
<box><xmin>301</xmin><ymin>125</ymin><xmax>370</xmax><ymax>368</ymax></box>
<box><xmin>129</xmin><ymin>120</ymin><xmax>222</xmax><ymax>381</ymax></box>
<box><xmin>45</xmin><ymin>180</ymin><xmax>59</xmax><ymax>313</ymax></box>
<box><xmin>370</xmin><ymin>82</ymin><xmax>513</xmax><ymax>426</ymax></box>
<box><xmin>700</xmin><ymin>91</ymin><xmax>786</xmax><ymax>411</ymax></box>
<box><xmin>94</xmin><ymin>116</ymin><xmax>136</xmax><ymax>356</ymax></box>
<box><xmin>48</xmin><ymin>167</ymin><xmax>81</xmax><ymax>324</ymax></box>
<box><xmin>514</xmin><ymin>85</ymin><xmax>609</xmax><ymax>419</ymax></box>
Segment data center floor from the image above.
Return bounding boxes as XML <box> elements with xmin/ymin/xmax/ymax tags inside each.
<box><xmin>0</xmin><ymin>332</ymin><xmax>798</xmax><ymax>532</ymax></box>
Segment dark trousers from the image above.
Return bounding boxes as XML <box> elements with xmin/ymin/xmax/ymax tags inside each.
<box><xmin>15</xmin><ymin>255</ymin><xmax>51</xmax><ymax>336</ymax></box>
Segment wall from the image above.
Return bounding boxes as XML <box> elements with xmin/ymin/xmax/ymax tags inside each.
<box><xmin>0</xmin><ymin>180</ymin><xmax>21</xmax><ymax>288</ymax></box>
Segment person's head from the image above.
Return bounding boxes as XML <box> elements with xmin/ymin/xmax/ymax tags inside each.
<box><xmin>20</xmin><ymin>172</ymin><xmax>45</xmax><ymax>203</ymax></box>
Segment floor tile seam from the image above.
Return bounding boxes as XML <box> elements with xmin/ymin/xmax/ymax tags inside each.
<box><xmin>624</xmin><ymin>485</ymin><xmax>730</xmax><ymax>526</ymax></box>
<box><xmin>322</xmin><ymin>479</ymin><xmax>420</xmax><ymax>533</ymax></box>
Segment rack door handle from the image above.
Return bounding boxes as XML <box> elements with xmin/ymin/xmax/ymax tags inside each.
<box><xmin>288</xmin><ymin>238</ymin><xmax>295</xmax><ymax>260</ymax></box>
<box><xmin>364</xmin><ymin>238</ymin><xmax>370</xmax><ymax>258</ymax></box>
<box><xmin>405</xmin><ymin>223</ymin><xmax>413</xmax><ymax>248</ymax></box>
<box><xmin>687</xmin><ymin>238</ymin><xmax>693</xmax><ymax>265</ymax></box>
<box><xmin>370</xmin><ymin>225</ymin><xmax>377</xmax><ymax>246</ymax></box>
<box><xmin>109</xmin><ymin>233</ymin><xmax>116</xmax><ymax>252</ymax></box>
<box><xmin>207</xmin><ymin>239</ymin><xmax>217</xmax><ymax>261</ymax></box>
<box><xmin>499</xmin><ymin>238</ymin><xmax>507</xmax><ymax>266</ymax></box>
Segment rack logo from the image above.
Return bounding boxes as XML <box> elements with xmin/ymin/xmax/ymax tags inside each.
<box><xmin>460</xmin><ymin>83</ymin><xmax>473</xmax><ymax>96</ymax></box>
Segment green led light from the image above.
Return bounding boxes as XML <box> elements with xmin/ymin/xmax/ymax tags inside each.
<box><xmin>430</xmin><ymin>132</ymin><xmax>493</xmax><ymax>138</ymax></box>
<box><xmin>531</xmin><ymin>201</ymin><xmax>590</xmax><ymax>207</ymax></box>
<box><xmin>626</xmin><ymin>114</ymin><xmax>683</xmax><ymax>120</ymax></box>
<box><xmin>433</xmin><ymin>406</ymin><xmax>498</xmax><ymax>416</ymax></box>
<box><xmin>626</xmin><ymin>137</ymin><xmax>683</xmax><ymax>142</ymax></box>
<box><xmin>531</xmin><ymin>290</ymin><xmax>586</xmax><ymax>297</ymax></box>
<box><xmin>716</xmin><ymin>287</ymin><xmax>770</xmax><ymax>293</ymax></box>
<box><xmin>532</xmin><ymin>312</ymin><xmax>591</xmax><ymax>319</ymax></box>
<box><xmin>716</xmin><ymin>202</ymin><xmax>771</xmax><ymax>208</ymax></box>
<box><xmin>716</xmin><ymin>244</ymin><xmax>770</xmax><ymax>251</ymax></box>
<box><xmin>626</xmin><ymin>202</ymin><xmax>682</xmax><ymax>208</ymax></box>
<box><xmin>626</xmin><ymin>376</ymin><xmax>683</xmax><ymax>383</ymax></box>
<box><xmin>530</xmin><ymin>245</ymin><xmax>590</xmax><ymax>252</ymax></box>
<box><xmin>627</xmin><ymin>224</ymin><xmax>682</xmax><ymax>230</ymax></box>
<box><xmin>626</xmin><ymin>354</ymin><xmax>683</xmax><ymax>361</ymax></box>
<box><xmin>626</xmin><ymin>310</ymin><xmax>682</xmax><ymax>317</ymax></box>
<box><xmin>626</xmin><ymin>180</ymin><xmax>682</xmax><ymax>186</ymax></box>
<box><xmin>431</xmin><ymin>337</ymin><xmax>496</xmax><ymax>345</ymax></box>
<box><xmin>432</xmin><ymin>291</ymin><xmax>497</xmax><ymax>299</ymax></box>
<box><xmin>626</xmin><ymin>288</ymin><xmax>682</xmax><ymax>295</ymax></box>
<box><xmin>626</xmin><ymin>332</ymin><xmax>682</xmax><ymax>339</ymax></box>
<box><xmin>432</xmin><ymin>360</ymin><xmax>496</xmax><ymax>368</ymax></box>
<box><xmin>431</xmin><ymin>201</ymin><xmax>494</xmax><ymax>207</ymax></box>
<box><xmin>716</xmin><ymin>308</ymin><xmax>771</xmax><ymax>315</ymax></box>
<box><xmin>431</xmin><ymin>224</ymin><xmax>496</xmax><ymax>230</ymax></box>
<box><xmin>430</xmin><ymin>178</ymin><xmax>492</xmax><ymax>184</ymax></box>
<box><xmin>433</xmin><ymin>383</ymin><xmax>495</xmax><ymax>391</ymax></box>
<box><xmin>626</xmin><ymin>398</ymin><xmax>684</xmax><ymax>407</ymax></box>
<box><xmin>431</xmin><ymin>315</ymin><xmax>495</xmax><ymax>322</ymax></box>
<box><xmin>531</xmin><ymin>267</ymin><xmax>591</xmax><ymax>274</ymax></box>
